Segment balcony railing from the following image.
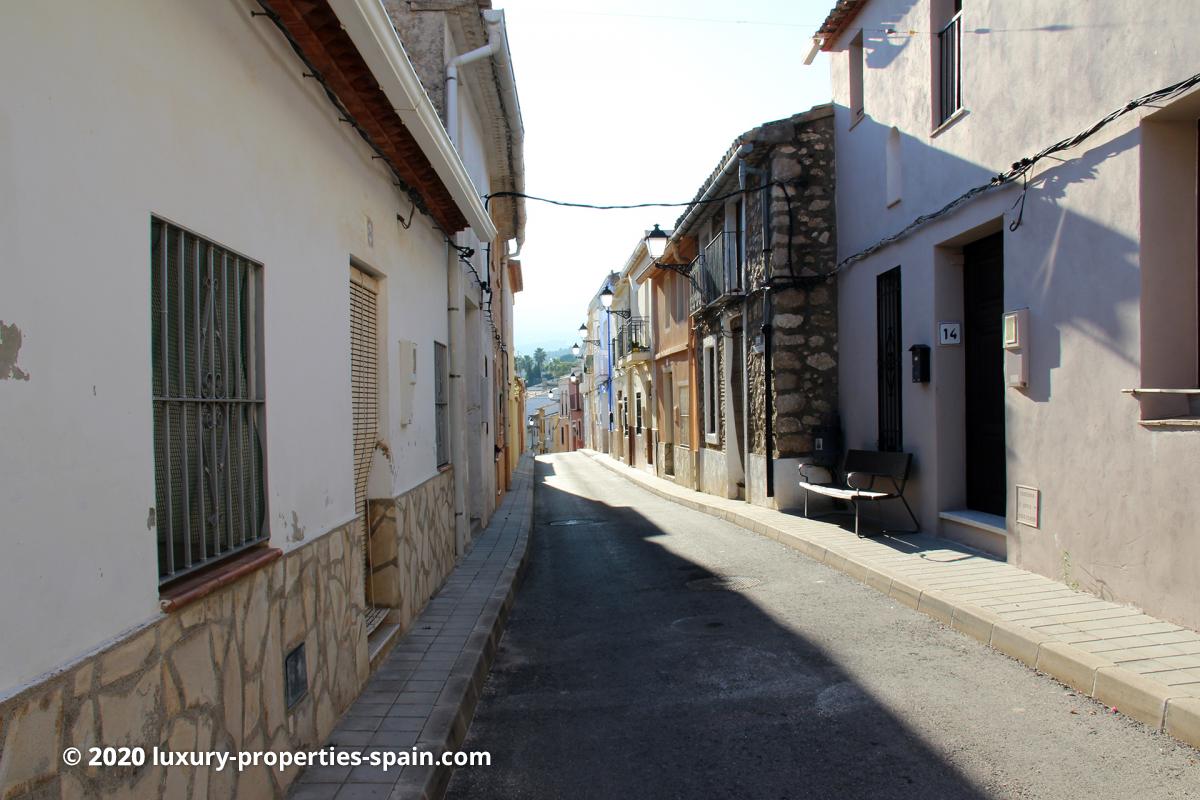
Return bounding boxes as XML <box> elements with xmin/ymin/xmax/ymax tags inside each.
<box><xmin>689</xmin><ymin>232</ymin><xmax>743</xmax><ymax>314</ymax></box>
<box><xmin>614</xmin><ymin>317</ymin><xmax>651</xmax><ymax>361</ymax></box>
<box><xmin>937</xmin><ymin>13</ymin><xmax>962</xmax><ymax>125</ymax></box>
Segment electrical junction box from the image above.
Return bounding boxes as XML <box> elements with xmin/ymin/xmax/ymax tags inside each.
<box><xmin>397</xmin><ymin>339</ymin><xmax>417</xmax><ymax>425</ymax></box>
<box><xmin>1003</xmin><ymin>308</ymin><xmax>1030</xmax><ymax>389</ymax></box>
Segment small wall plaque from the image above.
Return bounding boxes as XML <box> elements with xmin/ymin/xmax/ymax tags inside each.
<box><xmin>939</xmin><ymin>322</ymin><xmax>961</xmax><ymax>345</ymax></box>
<box><xmin>1016</xmin><ymin>485</ymin><xmax>1040</xmax><ymax>528</ymax></box>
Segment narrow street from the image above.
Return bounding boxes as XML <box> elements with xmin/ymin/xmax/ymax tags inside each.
<box><xmin>447</xmin><ymin>454</ymin><xmax>1200</xmax><ymax>799</ymax></box>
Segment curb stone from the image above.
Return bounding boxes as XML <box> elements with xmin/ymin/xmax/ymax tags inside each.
<box><xmin>581</xmin><ymin>449</ymin><xmax>1200</xmax><ymax>751</ymax></box>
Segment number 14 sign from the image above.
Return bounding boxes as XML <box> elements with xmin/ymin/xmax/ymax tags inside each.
<box><xmin>939</xmin><ymin>322</ymin><xmax>961</xmax><ymax>345</ymax></box>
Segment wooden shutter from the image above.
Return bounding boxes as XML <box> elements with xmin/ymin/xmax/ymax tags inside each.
<box><xmin>350</xmin><ymin>268</ymin><xmax>379</xmax><ymax>604</ymax></box>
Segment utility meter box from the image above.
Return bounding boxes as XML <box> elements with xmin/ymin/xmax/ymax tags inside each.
<box><xmin>1002</xmin><ymin>308</ymin><xmax>1029</xmax><ymax>389</ymax></box>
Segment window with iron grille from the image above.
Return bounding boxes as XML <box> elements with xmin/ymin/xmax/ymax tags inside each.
<box><xmin>635</xmin><ymin>392</ymin><xmax>643</xmax><ymax>434</ymax></box>
<box><xmin>434</xmin><ymin>341</ymin><xmax>449</xmax><ymax>467</ymax></box>
<box><xmin>151</xmin><ymin>218</ymin><xmax>266</xmax><ymax>584</ymax></box>
<box><xmin>935</xmin><ymin>1</ymin><xmax>963</xmax><ymax>126</ymax></box>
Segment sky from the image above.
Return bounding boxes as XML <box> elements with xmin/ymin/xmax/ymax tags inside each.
<box><xmin>497</xmin><ymin>0</ymin><xmax>838</xmax><ymax>355</ymax></box>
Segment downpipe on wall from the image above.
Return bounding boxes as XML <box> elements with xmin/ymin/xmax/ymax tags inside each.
<box><xmin>447</xmin><ymin>236</ymin><xmax>469</xmax><ymax>555</ymax></box>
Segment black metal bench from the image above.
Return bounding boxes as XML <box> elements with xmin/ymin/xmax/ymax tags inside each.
<box><xmin>798</xmin><ymin>450</ymin><xmax>920</xmax><ymax>537</ymax></box>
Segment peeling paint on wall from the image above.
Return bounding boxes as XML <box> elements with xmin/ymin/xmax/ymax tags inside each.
<box><xmin>290</xmin><ymin>511</ymin><xmax>306</xmax><ymax>542</ymax></box>
<box><xmin>0</xmin><ymin>321</ymin><xmax>30</xmax><ymax>380</ymax></box>
<box><xmin>146</xmin><ymin>507</ymin><xmax>156</xmax><ymax>530</ymax></box>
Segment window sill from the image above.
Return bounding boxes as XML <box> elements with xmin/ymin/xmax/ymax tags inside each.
<box><xmin>931</xmin><ymin>107</ymin><xmax>968</xmax><ymax>138</ymax></box>
<box><xmin>1140</xmin><ymin>416</ymin><xmax>1200</xmax><ymax>429</ymax></box>
<box><xmin>159</xmin><ymin>546</ymin><xmax>282</xmax><ymax>613</ymax></box>
<box><xmin>1124</xmin><ymin>388</ymin><xmax>1200</xmax><ymax>425</ymax></box>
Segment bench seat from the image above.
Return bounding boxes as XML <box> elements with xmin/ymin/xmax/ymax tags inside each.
<box><xmin>799</xmin><ymin>449</ymin><xmax>920</xmax><ymax>537</ymax></box>
<box><xmin>797</xmin><ymin>482</ymin><xmax>891</xmax><ymax>501</ymax></box>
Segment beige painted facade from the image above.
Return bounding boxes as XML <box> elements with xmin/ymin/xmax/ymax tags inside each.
<box><xmin>824</xmin><ymin>0</ymin><xmax>1200</xmax><ymax>628</ymax></box>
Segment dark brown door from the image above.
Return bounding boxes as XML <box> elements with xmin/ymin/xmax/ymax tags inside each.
<box><xmin>963</xmin><ymin>233</ymin><xmax>1006</xmax><ymax>516</ymax></box>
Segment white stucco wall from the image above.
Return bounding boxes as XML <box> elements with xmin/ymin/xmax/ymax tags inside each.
<box><xmin>829</xmin><ymin>0</ymin><xmax>1200</xmax><ymax>626</ymax></box>
<box><xmin>0</xmin><ymin>1</ymin><xmax>458</xmax><ymax>693</ymax></box>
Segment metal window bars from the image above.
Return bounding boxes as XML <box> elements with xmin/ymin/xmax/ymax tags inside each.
<box><xmin>937</xmin><ymin>12</ymin><xmax>962</xmax><ymax>126</ymax></box>
<box><xmin>151</xmin><ymin>218</ymin><xmax>266</xmax><ymax>584</ymax></box>
<box><xmin>689</xmin><ymin>232</ymin><xmax>745</xmax><ymax>315</ymax></box>
<box><xmin>614</xmin><ymin>317</ymin><xmax>651</xmax><ymax>360</ymax></box>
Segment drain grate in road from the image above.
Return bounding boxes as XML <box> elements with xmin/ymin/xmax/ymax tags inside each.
<box><xmin>685</xmin><ymin>575</ymin><xmax>764</xmax><ymax>592</ymax></box>
<box><xmin>547</xmin><ymin>518</ymin><xmax>601</xmax><ymax>527</ymax></box>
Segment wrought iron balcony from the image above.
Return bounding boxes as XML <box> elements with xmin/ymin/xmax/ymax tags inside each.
<box><xmin>614</xmin><ymin>317</ymin><xmax>651</xmax><ymax>362</ymax></box>
<box><xmin>689</xmin><ymin>232</ymin><xmax>744</xmax><ymax>315</ymax></box>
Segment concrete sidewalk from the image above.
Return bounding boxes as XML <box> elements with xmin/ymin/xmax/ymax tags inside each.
<box><xmin>583</xmin><ymin>449</ymin><xmax>1200</xmax><ymax>750</ymax></box>
<box><xmin>291</xmin><ymin>454</ymin><xmax>534</xmax><ymax>800</ymax></box>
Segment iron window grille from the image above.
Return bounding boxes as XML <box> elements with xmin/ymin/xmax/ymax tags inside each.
<box><xmin>937</xmin><ymin>11</ymin><xmax>962</xmax><ymax>125</ymax></box>
<box><xmin>151</xmin><ymin>218</ymin><xmax>266</xmax><ymax>584</ymax></box>
<box><xmin>434</xmin><ymin>341</ymin><xmax>450</xmax><ymax>467</ymax></box>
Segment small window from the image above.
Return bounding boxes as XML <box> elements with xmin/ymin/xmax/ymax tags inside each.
<box><xmin>434</xmin><ymin>341</ymin><xmax>450</xmax><ymax>466</ymax></box>
<box><xmin>934</xmin><ymin>0</ymin><xmax>963</xmax><ymax>126</ymax></box>
<box><xmin>886</xmin><ymin>126</ymin><xmax>902</xmax><ymax>207</ymax></box>
<box><xmin>635</xmin><ymin>392</ymin><xmax>644</xmax><ymax>434</ymax></box>
<box><xmin>849</xmin><ymin>30</ymin><xmax>865</xmax><ymax>123</ymax></box>
<box><xmin>703</xmin><ymin>338</ymin><xmax>719</xmax><ymax>444</ymax></box>
<box><xmin>151</xmin><ymin>218</ymin><xmax>266</xmax><ymax>584</ymax></box>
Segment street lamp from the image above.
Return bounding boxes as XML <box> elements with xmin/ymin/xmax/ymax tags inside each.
<box><xmin>643</xmin><ymin>224</ymin><xmax>693</xmax><ymax>278</ymax></box>
<box><xmin>571</xmin><ymin>342</ymin><xmax>582</xmax><ymax>358</ymax></box>
<box><xmin>570</xmin><ymin>372</ymin><xmax>577</xmax><ymax>383</ymax></box>
<box><xmin>645</xmin><ymin>224</ymin><xmax>670</xmax><ymax>259</ymax></box>
<box><xmin>599</xmin><ymin>286</ymin><xmax>630</xmax><ymax>319</ymax></box>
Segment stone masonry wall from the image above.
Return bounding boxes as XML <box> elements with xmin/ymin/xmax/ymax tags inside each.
<box><xmin>367</xmin><ymin>468</ymin><xmax>456</xmax><ymax>634</ymax></box>
<box><xmin>0</xmin><ymin>524</ymin><xmax>367</xmax><ymax>800</ymax></box>
<box><xmin>743</xmin><ymin>107</ymin><xmax>839</xmax><ymax>458</ymax></box>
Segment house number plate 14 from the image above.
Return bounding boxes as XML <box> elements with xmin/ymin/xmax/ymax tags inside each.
<box><xmin>939</xmin><ymin>322</ymin><xmax>961</xmax><ymax>345</ymax></box>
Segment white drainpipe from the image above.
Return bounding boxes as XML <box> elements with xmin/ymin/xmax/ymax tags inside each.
<box><xmin>446</xmin><ymin>16</ymin><xmax>502</xmax><ymax>150</ymax></box>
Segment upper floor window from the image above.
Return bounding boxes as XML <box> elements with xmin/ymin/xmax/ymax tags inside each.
<box><xmin>151</xmin><ymin>218</ymin><xmax>267</xmax><ymax>585</ymax></box>
<box><xmin>849</xmin><ymin>29</ymin><xmax>865</xmax><ymax>124</ymax></box>
<box><xmin>934</xmin><ymin>0</ymin><xmax>963</xmax><ymax>127</ymax></box>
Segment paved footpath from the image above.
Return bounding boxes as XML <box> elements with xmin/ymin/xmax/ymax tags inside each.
<box><xmin>447</xmin><ymin>452</ymin><xmax>1200</xmax><ymax>799</ymax></box>
<box><xmin>291</xmin><ymin>455</ymin><xmax>533</xmax><ymax>800</ymax></box>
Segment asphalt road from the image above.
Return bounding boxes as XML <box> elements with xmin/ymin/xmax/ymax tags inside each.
<box><xmin>446</xmin><ymin>453</ymin><xmax>1200</xmax><ymax>799</ymax></box>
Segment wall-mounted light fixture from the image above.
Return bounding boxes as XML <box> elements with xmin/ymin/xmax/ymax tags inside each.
<box><xmin>600</xmin><ymin>286</ymin><xmax>632</xmax><ymax>320</ymax></box>
<box><xmin>644</xmin><ymin>224</ymin><xmax>694</xmax><ymax>280</ymax></box>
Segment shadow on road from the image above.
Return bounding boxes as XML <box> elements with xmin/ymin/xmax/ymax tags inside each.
<box><xmin>448</xmin><ymin>455</ymin><xmax>991</xmax><ymax>799</ymax></box>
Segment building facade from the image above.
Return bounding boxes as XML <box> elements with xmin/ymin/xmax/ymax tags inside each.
<box><xmin>580</xmin><ymin>275</ymin><xmax>618</xmax><ymax>454</ymax></box>
<box><xmin>661</xmin><ymin>108</ymin><xmax>840</xmax><ymax>507</ymax></box>
<box><xmin>820</xmin><ymin>0</ymin><xmax>1200</xmax><ymax>628</ymax></box>
<box><xmin>0</xmin><ymin>2</ymin><xmax>525</xmax><ymax>797</ymax></box>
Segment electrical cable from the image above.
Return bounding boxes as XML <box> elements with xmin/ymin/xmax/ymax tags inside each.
<box><xmin>835</xmin><ymin>69</ymin><xmax>1200</xmax><ymax>272</ymax></box>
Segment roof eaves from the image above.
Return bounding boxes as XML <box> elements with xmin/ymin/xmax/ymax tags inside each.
<box><xmin>817</xmin><ymin>0</ymin><xmax>869</xmax><ymax>50</ymax></box>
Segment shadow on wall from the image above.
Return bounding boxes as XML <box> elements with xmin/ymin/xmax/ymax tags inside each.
<box><xmin>461</xmin><ymin>455</ymin><xmax>994</xmax><ymax>798</ymax></box>
<box><xmin>839</xmin><ymin>110</ymin><xmax>1140</xmax><ymax>409</ymax></box>
<box><xmin>861</xmin><ymin>2</ymin><xmax>1082</xmax><ymax>73</ymax></box>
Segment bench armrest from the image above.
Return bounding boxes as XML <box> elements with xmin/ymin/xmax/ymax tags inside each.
<box><xmin>846</xmin><ymin>471</ymin><xmax>876</xmax><ymax>491</ymax></box>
